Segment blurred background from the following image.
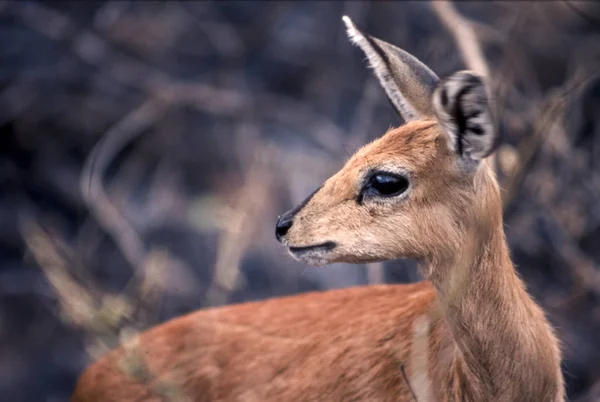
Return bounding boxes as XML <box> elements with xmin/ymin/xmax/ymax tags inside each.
<box><xmin>1</xmin><ymin>1</ymin><xmax>600</xmax><ymax>401</ymax></box>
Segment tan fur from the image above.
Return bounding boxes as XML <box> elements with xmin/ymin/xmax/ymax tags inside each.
<box><xmin>73</xmin><ymin>120</ymin><xmax>564</xmax><ymax>401</ymax></box>
<box><xmin>73</xmin><ymin>15</ymin><xmax>563</xmax><ymax>401</ymax></box>
<box><xmin>74</xmin><ymin>283</ymin><xmax>441</xmax><ymax>401</ymax></box>
<box><xmin>279</xmin><ymin>120</ymin><xmax>564</xmax><ymax>401</ymax></box>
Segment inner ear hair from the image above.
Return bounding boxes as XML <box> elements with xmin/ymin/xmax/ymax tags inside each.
<box><xmin>432</xmin><ymin>71</ymin><xmax>496</xmax><ymax>163</ymax></box>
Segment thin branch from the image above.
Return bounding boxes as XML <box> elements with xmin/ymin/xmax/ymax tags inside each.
<box><xmin>431</xmin><ymin>1</ymin><xmax>490</xmax><ymax>78</ymax></box>
<box><xmin>6</xmin><ymin>1</ymin><xmax>249</xmax><ymax>116</ymax></box>
<box><xmin>561</xmin><ymin>0</ymin><xmax>600</xmax><ymax>29</ymax></box>
<box><xmin>20</xmin><ymin>219</ymin><xmax>103</xmax><ymax>330</ymax></box>
<box><xmin>205</xmin><ymin>143</ymin><xmax>275</xmax><ymax>306</ymax></box>
<box><xmin>8</xmin><ymin>1</ymin><xmax>350</xmax><ymax>165</ymax></box>
<box><xmin>80</xmin><ymin>98</ymin><xmax>170</xmax><ymax>268</ymax></box>
<box><xmin>22</xmin><ymin>217</ymin><xmax>180</xmax><ymax>399</ymax></box>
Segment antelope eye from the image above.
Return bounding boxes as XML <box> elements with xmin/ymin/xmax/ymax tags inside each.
<box><xmin>364</xmin><ymin>172</ymin><xmax>409</xmax><ymax>198</ymax></box>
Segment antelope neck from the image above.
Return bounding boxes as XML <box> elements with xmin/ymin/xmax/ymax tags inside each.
<box><xmin>427</xmin><ymin>211</ymin><xmax>547</xmax><ymax>396</ymax></box>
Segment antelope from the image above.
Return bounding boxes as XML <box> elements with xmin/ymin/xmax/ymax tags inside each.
<box><xmin>72</xmin><ymin>16</ymin><xmax>564</xmax><ymax>402</ymax></box>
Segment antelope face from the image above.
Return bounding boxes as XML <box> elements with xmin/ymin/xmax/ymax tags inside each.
<box><xmin>276</xmin><ymin>17</ymin><xmax>497</xmax><ymax>267</ymax></box>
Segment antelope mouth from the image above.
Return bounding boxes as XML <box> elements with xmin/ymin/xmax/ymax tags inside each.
<box><xmin>288</xmin><ymin>242</ymin><xmax>337</xmax><ymax>265</ymax></box>
<box><xmin>289</xmin><ymin>241</ymin><xmax>336</xmax><ymax>254</ymax></box>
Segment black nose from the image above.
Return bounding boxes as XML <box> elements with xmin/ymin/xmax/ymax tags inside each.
<box><xmin>275</xmin><ymin>214</ymin><xmax>293</xmax><ymax>241</ymax></box>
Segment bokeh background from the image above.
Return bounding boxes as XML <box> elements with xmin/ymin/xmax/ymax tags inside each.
<box><xmin>1</xmin><ymin>1</ymin><xmax>600</xmax><ymax>401</ymax></box>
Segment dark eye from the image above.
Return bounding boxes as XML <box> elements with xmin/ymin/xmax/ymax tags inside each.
<box><xmin>362</xmin><ymin>172</ymin><xmax>409</xmax><ymax>199</ymax></box>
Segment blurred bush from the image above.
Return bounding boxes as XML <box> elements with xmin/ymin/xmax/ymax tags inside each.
<box><xmin>0</xmin><ymin>1</ymin><xmax>599</xmax><ymax>400</ymax></box>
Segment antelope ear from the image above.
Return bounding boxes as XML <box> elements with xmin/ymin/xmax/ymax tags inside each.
<box><xmin>342</xmin><ymin>16</ymin><xmax>440</xmax><ymax>122</ymax></box>
<box><xmin>432</xmin><ymin>71</ymin><xmax>496</xmax><ymax>163</ymax></box>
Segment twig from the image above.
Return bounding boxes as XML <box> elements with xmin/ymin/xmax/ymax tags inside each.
<box><xmin>9</xmin><ymin>1</ymin><xmax>350</xmax><ymax>164</ymax></box>
<box><xmin>431</xmin><ymin>1</ymin><xmax>490</xmax><ymax>79</ymax></box>
<box><xmin>20</xmin><ymin>219</ymin><xmax>107</xmax><ymax>331</ymax></box>
<box><xmin>561</xmin><ymin>0</ymin><xmax>600</xmax><ymax>28</ymax></box>
<box><xmin>205</xmin><ymin>144</ymin><xmax>275</xmax><ymax>306</ymax></box>
<box><xmin>80</xmin><ymin>98</ymin><xmax>170</xmax><ymax>268</ymax></box>
<box><xmin>6</xmin><ymin>1</ymin><xmax>249</xmax><ymax>116</ymax></box>
<box><xmin>178</xmin><ymin>3</ymin><xmax>244</xmax><ymax>58</ymax></box>
<box><xmin>118</xmin><ymin>326</ymin><xmax>192</xmax><ymax>402</ymax></box>
<box><xmin>22</xmin><ymin>217</ymin><xmax>181</xmax><ymax>400</ymax></box>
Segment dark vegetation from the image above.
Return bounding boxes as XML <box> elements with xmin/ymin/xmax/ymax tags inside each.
<box><xmin>0</xmin><ymin>1</ymin><xmax>599</xmax><ymax>400</ymax></box>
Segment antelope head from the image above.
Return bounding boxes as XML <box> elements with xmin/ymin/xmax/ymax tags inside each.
<box><xmin>276</xmin><ymin>16</ymin><xmax>499</xmax><ymax>268</ymax></box>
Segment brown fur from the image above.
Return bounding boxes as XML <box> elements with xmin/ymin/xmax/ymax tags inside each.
<box><xmin>72</xmin><ymin>120</ymin><xmax>564</xmax><ymax>401</ymax></box>
<box><xmin>74</xmin><ymin>283</ymin><xmax>442</xmax><ymax>401</ymax></box>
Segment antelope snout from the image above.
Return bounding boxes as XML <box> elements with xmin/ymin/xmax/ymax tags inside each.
<box><xmin>275</xmin><ymin>212</ymin><xmax>294</xmax><ymax>242</ymax></box>
<box><xmin>276</xmin><ymin>186</ymin><xmax>322</xmax><ymax>243</ymax></box>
